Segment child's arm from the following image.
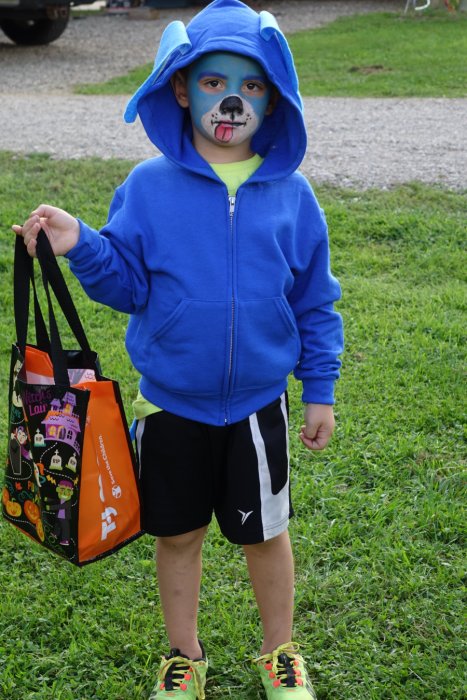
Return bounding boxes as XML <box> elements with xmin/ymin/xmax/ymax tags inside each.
<box><xmin>12</xmin><ymin>205</ymin><xmax>80</xmax><ymax>258</ymax></box>
<box><xmin>12</xmin><ymin>190</ymin><xmax>149</xmax><ymax>315</ymax></box>
<box><xmin>286</xmin><ymin>181</ymin><xmax>344</xmax><ymax>451</ymax></box>
<box><xmin>289</xmin><ymin>230</ymin><xmax>343</xmax><ymax>408</ymax></box>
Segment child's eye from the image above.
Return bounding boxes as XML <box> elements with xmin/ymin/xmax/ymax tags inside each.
<box><xmin>201</xmin><ymin>79</ymin><xmax>223</xmax><ymax>90</ymax></box>
<box><xmin>244</xmin><ymin>82</ymin><xmax>265</xmax><ymax>93</ymax></box>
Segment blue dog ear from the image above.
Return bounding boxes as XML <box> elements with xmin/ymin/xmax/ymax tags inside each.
<box><xmin>125</xmin><ymin>20</ymin><xmax>192</xmax><ymax>123</ymax></box>
<box><xmin>259</xmin><ymin>11</ymin><xmax>301</xmax><ymax>104</ymax></box>
<box><xmin>152</xmin><ymin>20</ymin><xmax>192</xmax><ymax>80</ymax></box>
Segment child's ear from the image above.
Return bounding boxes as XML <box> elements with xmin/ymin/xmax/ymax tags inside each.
<box><xmin>265</xmin><ymin>86</ymin><xmax>279</xmax><ymax>115</ymax></box>
<box><xmin>171</xmin><ymin>70</ymin><xmax>189</xmax><ymax>108</ymax></box>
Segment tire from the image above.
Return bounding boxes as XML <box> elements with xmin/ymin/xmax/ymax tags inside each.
<box><xmin>0</xmin><ymin>8</ymin><xmax>70</xmax><ymax>45</ymax></box>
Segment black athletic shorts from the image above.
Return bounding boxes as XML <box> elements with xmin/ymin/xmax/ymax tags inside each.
<box><xmin>135</xmin><ymin>393</ymin><xmax>293</xmax><ymax>545</ymax></box>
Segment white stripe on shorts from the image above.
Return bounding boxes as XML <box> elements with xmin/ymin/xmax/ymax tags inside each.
<box><xmin>135</xmin><ymin>417</ymin><xmax>146</xmax><ymax>480</ymax></box>
<box><xmin>248</xmin><ymin>393</ymin><xmax>290</xmax><ymax>541</ymax></box>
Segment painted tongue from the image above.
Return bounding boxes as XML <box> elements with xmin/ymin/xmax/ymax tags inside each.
<box><xmin>215</xmin><ymin>122</ymin><xmax>234</xmax><ymax>143</ymax></box>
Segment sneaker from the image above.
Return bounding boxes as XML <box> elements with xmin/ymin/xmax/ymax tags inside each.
<box><xmin>149</xmin><ymin>643</ymin><xmax>208</xmax><ymax>699</ymax></box>
<box><xmin>254</xmin><ymin>642</ymin><xmax>317</xmax><ymax>699</ymax></box>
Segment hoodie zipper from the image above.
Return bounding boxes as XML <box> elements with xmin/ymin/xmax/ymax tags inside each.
<box><xmin>225</xmin><ymin>194</ymin><xmax>236</xmax><ymax>424</ymax></box>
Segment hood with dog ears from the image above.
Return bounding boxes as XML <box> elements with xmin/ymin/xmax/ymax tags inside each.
<box><xmin>124</xmin><ymin>0</ymin><xmax>307</xmax><ymax>180</ymax></box>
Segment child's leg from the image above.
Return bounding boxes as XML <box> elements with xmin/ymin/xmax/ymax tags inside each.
<box><xmin>243</xmin><ymin>530</ymin><xmax>295</xmax><ymax>654</ymax></box>
<box><xmin>136</xmin><ymin>411</ymin><xmax>216</xmax><ymax>660</ymax></box>
<box><xmin>156</xmin><ymin>525</ymin><xmax>208</xmax><ymax>660</ymax></box>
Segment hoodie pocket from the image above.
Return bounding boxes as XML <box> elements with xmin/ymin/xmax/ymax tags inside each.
<box><xmin>148</xmin><ymin>299</ymin><xmax>229</xmax><ymax>396</ymax></box>
<box><xmin>234</xmin><ymin>298</ymin><xmax>301</xmax><ymax>390</ymax></box>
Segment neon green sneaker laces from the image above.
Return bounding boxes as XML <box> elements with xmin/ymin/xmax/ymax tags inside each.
<box><xmin>149</xmin><ymin>644</ymin><xmax>208</xmax><ymax>700</ymax></box>
<box><xmin>254</xmin><ymin>642</ymin><xmax>317</xmax><ymax>699</ymax></box>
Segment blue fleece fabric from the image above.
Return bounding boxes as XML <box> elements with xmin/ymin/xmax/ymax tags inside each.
<box><xmin>66</xmin><ymin>0</ymin><xmax>344</xmax><ymax>426</ymax></box>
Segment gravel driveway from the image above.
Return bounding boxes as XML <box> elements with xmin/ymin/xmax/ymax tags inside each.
<box><xmin>1</xmin><ymin>0</ymin><xmax>465</xmax><ymax>190</ymax></box>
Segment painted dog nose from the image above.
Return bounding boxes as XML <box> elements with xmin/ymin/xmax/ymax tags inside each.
<box><xmin>219</xmin><ymin>95</ymin><xmax>244</xmax><ymax>118</ymax></box>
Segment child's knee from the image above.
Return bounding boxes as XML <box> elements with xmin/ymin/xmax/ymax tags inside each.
<box><xmin>157</xmin><ymin>525</ymin><xmax>208</xmax><ymax>552</ymax></box>
<box><xmin>243</xmin><ymin>529</ymin><xmax>291</xmax><ymax>555</ymax></box>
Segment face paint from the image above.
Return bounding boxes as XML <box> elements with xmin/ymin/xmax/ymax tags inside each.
<box><xmin>186</xmin><ymin>52</ymin><xmax>272</xmax><ymax>148</ymax></box>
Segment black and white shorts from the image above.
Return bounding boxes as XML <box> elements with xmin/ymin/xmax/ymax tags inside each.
<box><xmin>135</xmin><ymin>393</ymin><xmax>293</xmax><ymax>545</ymax></box>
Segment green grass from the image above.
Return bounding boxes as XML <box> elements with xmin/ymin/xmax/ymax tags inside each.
<box><xmin>75</xmin><ymin>11</ymin><xmax>467</xmax><ymax>97</ymax></box>
<box><xmin>0</xmin><ymin>152</ymin><xmax>465</xmax><ymax>699</ymax></box>
<box><xmin>289</xmin><ymin>10</ymin><xmax>467</xmax><ymax>97</ymax></box>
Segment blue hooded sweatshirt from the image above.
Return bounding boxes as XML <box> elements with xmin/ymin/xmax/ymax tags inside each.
<box><xmin>66</xmin><ymin>0</ymin><xmax>344</xmax><ymax>426</ymax></box>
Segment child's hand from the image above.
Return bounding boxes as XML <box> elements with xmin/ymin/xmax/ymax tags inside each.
<box><xmin>299</xmin><ymin>403</ymin><xmax>335</xmax><ymax>451</ymax></box>
<box><xmin>12</xmin><ymin>204</ymin><xmax>80</xmax><ymax>258</ymax></box>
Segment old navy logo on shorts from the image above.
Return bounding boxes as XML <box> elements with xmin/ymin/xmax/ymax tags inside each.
<box><xmin>238</xmin><ymin>509</ymin><xmax>253</xmax><ymax>525</ymax></box>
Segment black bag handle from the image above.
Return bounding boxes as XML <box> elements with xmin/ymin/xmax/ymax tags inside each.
<box><xmin>39</xmin><ymin>255</ymin><xmax>71</xmax><ymax>385</ymax></box>
<box><xmin>35</xmin><ymin>230</ymin><xmax>92</xmax><ymax>354</ymax></box>
<box><xmin>14</xmin><ymin>229</ymin><xmax>94</xmax><ymax>386</ymax></box>
<box><xmin>14</xmin><ymin>234</ymin><xmax>51</xmax><ymax>354</ymax></box>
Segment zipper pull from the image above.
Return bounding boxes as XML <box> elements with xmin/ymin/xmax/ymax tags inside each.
<box><xmin>229</xmin><ymin>195</ymin><xmax>236</xmax><ymax>217</ymax></box>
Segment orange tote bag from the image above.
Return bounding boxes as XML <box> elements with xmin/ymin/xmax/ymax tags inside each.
<box><xmin>3</xmin><ymin>231</ymin><xmax>143</xmax><ymax>565</ymax></box>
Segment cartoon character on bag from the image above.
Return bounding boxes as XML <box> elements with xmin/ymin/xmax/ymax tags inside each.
<box><xmin>44</xmin><ymin>478</ymin><xmax>74</xmax><ymax>546</ymax></box>
<box><xmin>11</xmin><ymin>358</ymin><xmax>23</xmax><ymax>409</ymax></box>
<box><xmin>9</xmin><ymin>425</ymin><xmax>32</xmax><ymax>477</ymax></box>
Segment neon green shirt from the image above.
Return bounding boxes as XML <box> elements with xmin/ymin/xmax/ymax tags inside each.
<box><xmin>132</xmin><ymin>153</ymin><xmax>264</xmax><ymax>420</ymax></box>
<box><xmin>209</xmin><ymin>153</ymin><xmax>263</xmax><ymax>196</ymax></box>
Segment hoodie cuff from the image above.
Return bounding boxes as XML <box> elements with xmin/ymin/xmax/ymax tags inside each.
<box><xmin>301</xmin><ymin>378</ymin><xmax>336</xmax><ymax>405</ymax></box>
<box><xmin>65</xmin><ymin>220</ymin><xmax>101</xmax><ymax>266</ymax></box>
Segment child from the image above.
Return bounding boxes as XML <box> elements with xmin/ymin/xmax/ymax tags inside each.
<box><xmin>14</xmin><ymin>1</ymin><xmax>343</xmax><ymax>697</ymax></box>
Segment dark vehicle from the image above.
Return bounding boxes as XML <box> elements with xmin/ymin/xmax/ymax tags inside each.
<box><xmin>0</xmin><ymin>0</ymin><xmax>95</xmax><ymax>45</ymax></box>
